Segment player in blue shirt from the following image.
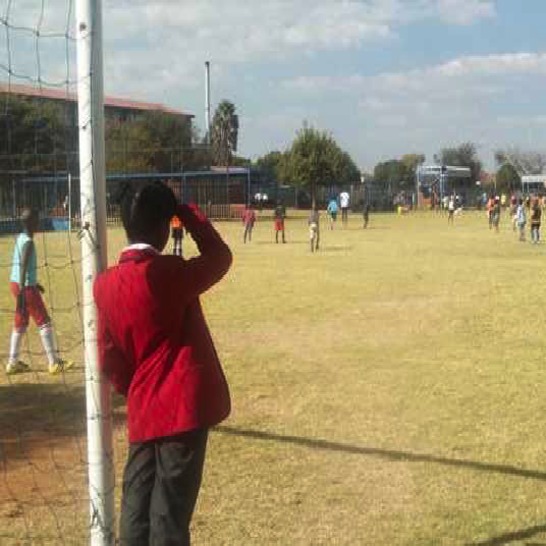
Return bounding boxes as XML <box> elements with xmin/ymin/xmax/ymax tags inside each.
<box><xmin>6</xmin><ymin>208</ymin><xmax>73</xmax><ymax>375</ymax></box>
<box><xmin>326</xmin><ymin>198</ymin><xmax>338</xmax><ymax>230</ymax></box>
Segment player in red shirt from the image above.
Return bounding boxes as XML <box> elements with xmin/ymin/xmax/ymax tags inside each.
<box><xmin>273</xmin><ymin>201</ymin><xmax>286</xmax><ymax>243</ymax></box>
<box><xmin>94</xmin><ymin>182</ymin><xmax>232</xmax><ymax>545</ymax></box>
<box><xmin>242</xmin><ymin>204</ymin><xmax>256</xmax><ymax>243</ymax></box>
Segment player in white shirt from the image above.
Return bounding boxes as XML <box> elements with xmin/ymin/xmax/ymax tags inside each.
<box><xmin>447</xmin><ymin>195</ymin><xmax>455</xmax><ymax>224</ymax></box>
<box><xmin>339</xmin><ymin>191</ymin><xmax>350</xmax><ymax>227</ymax></box>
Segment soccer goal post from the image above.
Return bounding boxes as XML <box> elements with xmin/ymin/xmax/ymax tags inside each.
<box><xmin>75</xmin><ymin>1</ymin><xmax>115</xmax><ymax>545</ymax></box>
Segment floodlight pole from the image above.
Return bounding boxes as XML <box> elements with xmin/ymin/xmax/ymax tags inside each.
<box><xmin>440</xmin><ymin>166</ymin><xmax>446</xmax><ymax>203</ymax></box>
<box><xmin>247</xmin><ymin>168</ymin><xmax>251</xmax><ymax>206</ymax></box>
<box><xmin>416</xmin><ymin>167</ymin><xmax>420</xmax><ymax>210</ymax></box>
<box><xmin>205</xmin><ymin>61</ymin><xmax>211</xmax><ymax>146</ymax></box>
<box><xmin>12</xmin><ymin>178</ymin><xmax>16</xmax><ymax>217</ymax></box>
<box><xmin>75</xmin><ymin>1</ymin><xmax>115</xmax><ymax>545</ymax></box>
<box><xmin>68</xmin><ymin>172</ymin><xmax>72</xmax><ymax>232</ymax></box>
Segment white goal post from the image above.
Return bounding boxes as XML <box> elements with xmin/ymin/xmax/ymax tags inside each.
<box><xmin>75</xmin><ymin>1</ymin><xmax>115</xmax><ymax>545</ymax></box>
<box><xmin>416</xmin><ymin>165</ymin><xmax>472</xmax><ymax>206</ymax></box>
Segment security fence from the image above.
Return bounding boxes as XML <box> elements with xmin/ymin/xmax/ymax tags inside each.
<box><xmin>0</xmin><ymin>168</ymin><xmax>253</xmax><ymax>233</ymax></box>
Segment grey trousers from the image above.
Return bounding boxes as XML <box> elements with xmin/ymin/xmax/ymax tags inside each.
<box><xmin>119</xmin><ymin>428</ymin><xmax>209</xmax><ymax>546</ymax></box>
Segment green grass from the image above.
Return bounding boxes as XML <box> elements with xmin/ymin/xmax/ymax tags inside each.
<box><xmin>2</xmin><ymin>210</ymin><xmax>546</xmax><ymax>545</ymax></box>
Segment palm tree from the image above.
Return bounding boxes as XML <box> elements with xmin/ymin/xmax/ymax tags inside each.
<box><xmin>211</xmin><ymin>100</ymin><xmax>238</xmax><ymax>166</ymax></box>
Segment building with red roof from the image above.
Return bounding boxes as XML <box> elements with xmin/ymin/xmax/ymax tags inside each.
<box><xmin>0</xmin><ymin>82</ymin><xmax>193</xmax><ymax>124</ymax></box>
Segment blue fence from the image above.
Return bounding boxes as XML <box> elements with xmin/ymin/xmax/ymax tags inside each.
<box><xmin>0</xmin><ymin>217</ymin><xmax>69</xmax><ymax>235</ymax></box>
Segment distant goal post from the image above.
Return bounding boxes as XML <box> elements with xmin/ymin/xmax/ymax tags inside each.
<box><xmin>521</xmin><ymin>175</ymin><xmax>546</xmax><ymax>195</ymax></box>
<box><xmin>416</xmin><ymin>165</ymin><xmax>471</xmax><ymax>208</ymax></box>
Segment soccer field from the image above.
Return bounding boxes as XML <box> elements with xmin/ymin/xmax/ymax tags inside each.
<box><xmin>2</xmin><ymin>210</ymin><xmax>546</xmax><ymax>545</ymax></box>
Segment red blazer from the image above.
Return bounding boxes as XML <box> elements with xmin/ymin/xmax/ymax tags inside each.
<box><xmin>94</xmin><ymin>205</ymin><xmax>232</xmax><ymax>443</ymax></box>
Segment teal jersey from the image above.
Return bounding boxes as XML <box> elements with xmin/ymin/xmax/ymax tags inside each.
<box><xmin>10</xmin><ymin>232</ymin><xmax>37</xmax><ymax>286</ymax></box>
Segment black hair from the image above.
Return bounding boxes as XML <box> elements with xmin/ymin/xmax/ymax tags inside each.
<box><xmin>119</xmin><ymin>181</ymin><xmax>177</xmax><ymax>241</ymax></box>
<box><xmin>20</xmin><ymin>207</ymin><xmax>38</xmax><ymax>221</ymax></box>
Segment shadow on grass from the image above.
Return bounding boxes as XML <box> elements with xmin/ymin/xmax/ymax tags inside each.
<box><xmin>466</xmin><ymin>524</ymin><xmax>546</xmax><ymax>545</ymax></box>
<box><xmin>251</xmin><ymin>240</ymin><xmax>354</xmax><ymax>252</ymax></box>
<box><xmin>217</xmin><ymin>426</ymin><xmax>546</xmax><ymax>545</ymax></box>
<box><xmin>252</xmin><ymin>240</ymin><xmax>307</xmax><ymax>246</ymax></box>
<box><xmin>0</xmin><ymin>383</ymin><xmax>126</xmax><ymax>447</ymax></box>
<box><xmin>214</xmin><ymin>425</ymin><xmax>546</xmax><ymax>482</ymax></box>
<box><xmin>319</xmin><ymin>245</ymin><xmax>353</xmax><ymax>252</ymax></box>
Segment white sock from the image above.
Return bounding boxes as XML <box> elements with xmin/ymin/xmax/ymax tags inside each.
<box><xmin>8</xmin><ymin>329</ymin><xmax>25</xmax><ymax>364</ymax></box>
<box><xmin>39</xmin><ymin>324</ymin><xmax>59</xmax><ymax>365</ymax></box>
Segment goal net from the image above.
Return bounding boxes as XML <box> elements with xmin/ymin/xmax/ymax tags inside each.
<box><xmin>0</xmin><ymin>1</ymin><xmax>115</xmax><ymax>544</ymax></box>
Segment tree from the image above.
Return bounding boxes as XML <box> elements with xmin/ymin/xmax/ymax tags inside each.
<box><xmin>105</xmin><ymin>119</ymin><xmax>154</xmax><ymax>173</ymax></box>
<box><xmin>255</xmin><ymin>151</ymin><xmax>290</xmax><ymax>183</ymax></box>
<box><xmin>401</xmin><ymin>154</ymin><xmax>426</xmax><ymax>188</ymax></box>
<box><xmin>495</xmin><ymin>148</ymin><xmax>546</xmax><ymax>175</ymax></box>
<box><xmin>141</xmin><ymin>111</ymin><xmax>193</xmax><ymax>171</ymax></box>
<box><xmin>283</xmin><ymin>124</ymin><xmax>360</xmax><ymax>204</ymax></box>
<box><xmin>401</xmin><ymin>153</ymin><xmax>425</xmax><ymax>171</ymax></box>
<box><xmin>0</xmin><ymin>95</ymin><xmax>75</xmax><ymax>173</ymax></box>
<box><xmin>372</xmin><ymin>154</ymin><xmax>425</xmax><ymax>195</ymax></box>
<box><xmin>211</xmin><ymin>100</ymin><xmax>239</xmax><ymax>166</ymax></box>
<box><xmin>0</xmin><ymin>94</ymin><xmax>212</xmax><ymax>176</ymax></box>
<box><xmin>105</xmin><ymin>112</ymin><xmax>205</xmax><ymax>173</ymax></box>
<box><xmin>434</xmin><ymin>142</ymin><xmax>482</xmax><ymax>183</ymax></box>
<box><xmin>496</xmin><ymin>163</ymin><xmax>521</xmax><ymax>192</ymax></box>
<box><xmin>373</xmin><ymin>159</ymin><xmax>411</xmax><ymax>193</ymax></box>
<box><xmin>333</xmin><ymin>150</ymin><xmax>361</xmax><ymax>187</ymax></box>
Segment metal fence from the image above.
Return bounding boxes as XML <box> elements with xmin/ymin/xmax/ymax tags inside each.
<box><xmin>276</xmin><ymin>183</ymin><xmax>394</xmax><ymax>212</ymax></box>
<box><xmin>0</xmin><ymin>169</ymin><xmax>427</xmax><ymax>235</ymax></box>
<box><xmin>0</xmin><ymin>169</ymin><xmax>253</xmax><ymax>232</ymax></box>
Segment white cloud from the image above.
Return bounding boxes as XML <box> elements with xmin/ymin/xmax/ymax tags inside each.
<box><xmin>285</xmin><ymin>52</ymin><xmax>546</xmax><ymax>94</ymax></box>
<box><xmin>0</xmin><ymin>0</ymin><xmax>497</xmax><ymax>94</ymax></box>
<box><xmin>280</xmin><ymin>52</ymin><xmax>546</xmax><ymax>168</ymax></box>
<box><xmin>435</xmin><ymin>0</ymin><xmax>495</xmax><ymax>25</ymax></box>
<box><xmin>104</xmin><ymin>1</ymin><xmax>394</xmax><ymax>63</ymax></box>
<box><xmin>101</xmin><ymin>0</ymin><xmax>495</xmax><ymax>61</ymax></box>
<box><xmin>0</xmin><ymin>0</ymin><xmax>504</xmax><ymax>166</ymax></box>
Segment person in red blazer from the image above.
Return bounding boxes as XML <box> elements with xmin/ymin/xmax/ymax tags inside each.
<box><xmin>94</xmin><ymin>182</ymin><xmax>232</xmax><ymax>545</ymax></box>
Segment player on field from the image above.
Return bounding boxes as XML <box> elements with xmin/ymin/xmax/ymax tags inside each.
<box><xmin>170</xmin><ymin>214</ymin><xmax>184</xmax><ymax>256</ymax></box>
<box><xmin>486</xmin><ymin>195</ymin><xmax>494</xmax><ymax>229</ymax></box>
<box><xmin>510</xmin><ymin>193</ymin><xmax>518</xmax><ymax>231</ymax></box>
<box><xmin>516</xmin><ymin>198</ymin><xmax>527</xmax><ymax>241</ymax></box>
<box><xmin>5</xmin><ymin>208</ymin><xmax>73</xmax><ymax>375</ymax></box>
<box><xmin>530</xmin><ymin>198</ymin><xmax>542</xmax><ymax>244</ymax></box>
<box><xmin>273</xmin><ymin>201</ymin><xmax>286</xmax><ymax>243</ymax></box>
<box><xmin>242</xmin><ymin>203</ymin><xmax>256</xmax><ymax>243</ymax></box>
<box><xmin>491</xmin><ymin>196</ymin><xmax>501</xmax><ymax>233</ymax></box>
<box><xmin>326</xmin><ymin>198</ymin><xmax>338</xmax><ymax>230</ymax></box>
<box><xmin>442</xmin><ymin>195</ymin><xmax>449</xmax><ymax>214</ymax></box>
<box><xmin>308</xmin><ymin>205</ymin><xmax>320</xmax><ymax>252</ymax></box>
<box><xmin>447</xmin><ymin>195</ymin><xmax>455</xmax><ymax>224</ymax></box>
<box><xmin>340</xmin><ymin>189</ymin><xmax>350</xmax><ymax>227</ymax></box>
<box><xmin>362</xmin><ymin>201</ymin><xmax>370</xmax><ymax>229</ymax></box>
<box><xmin>94</xmin><ymin>182</ymin><xmax>232</xmax><ymax>545</ymax></box>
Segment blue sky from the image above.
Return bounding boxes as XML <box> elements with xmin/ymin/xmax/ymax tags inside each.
<box><xmin>5</xmin><ymin>0</ymin><xmax>546</xmax><ymax>172</ymax></box>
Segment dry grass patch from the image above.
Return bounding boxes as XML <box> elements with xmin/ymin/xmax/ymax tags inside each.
<box><xmin>2</xmin><ymin>211</ymin><xmax>546</xmax><ymax>544</ymax></box>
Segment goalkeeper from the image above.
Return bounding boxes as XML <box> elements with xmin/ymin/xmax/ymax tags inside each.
<box><xmin>6</xmin><ymin>208</ymin><xmax>72</xmax><ymax>375</ymax></box>
<box><xmin>94</xmin><ymin>182</ymin><xmax>232</xmax><ymax>545</ymax></box>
